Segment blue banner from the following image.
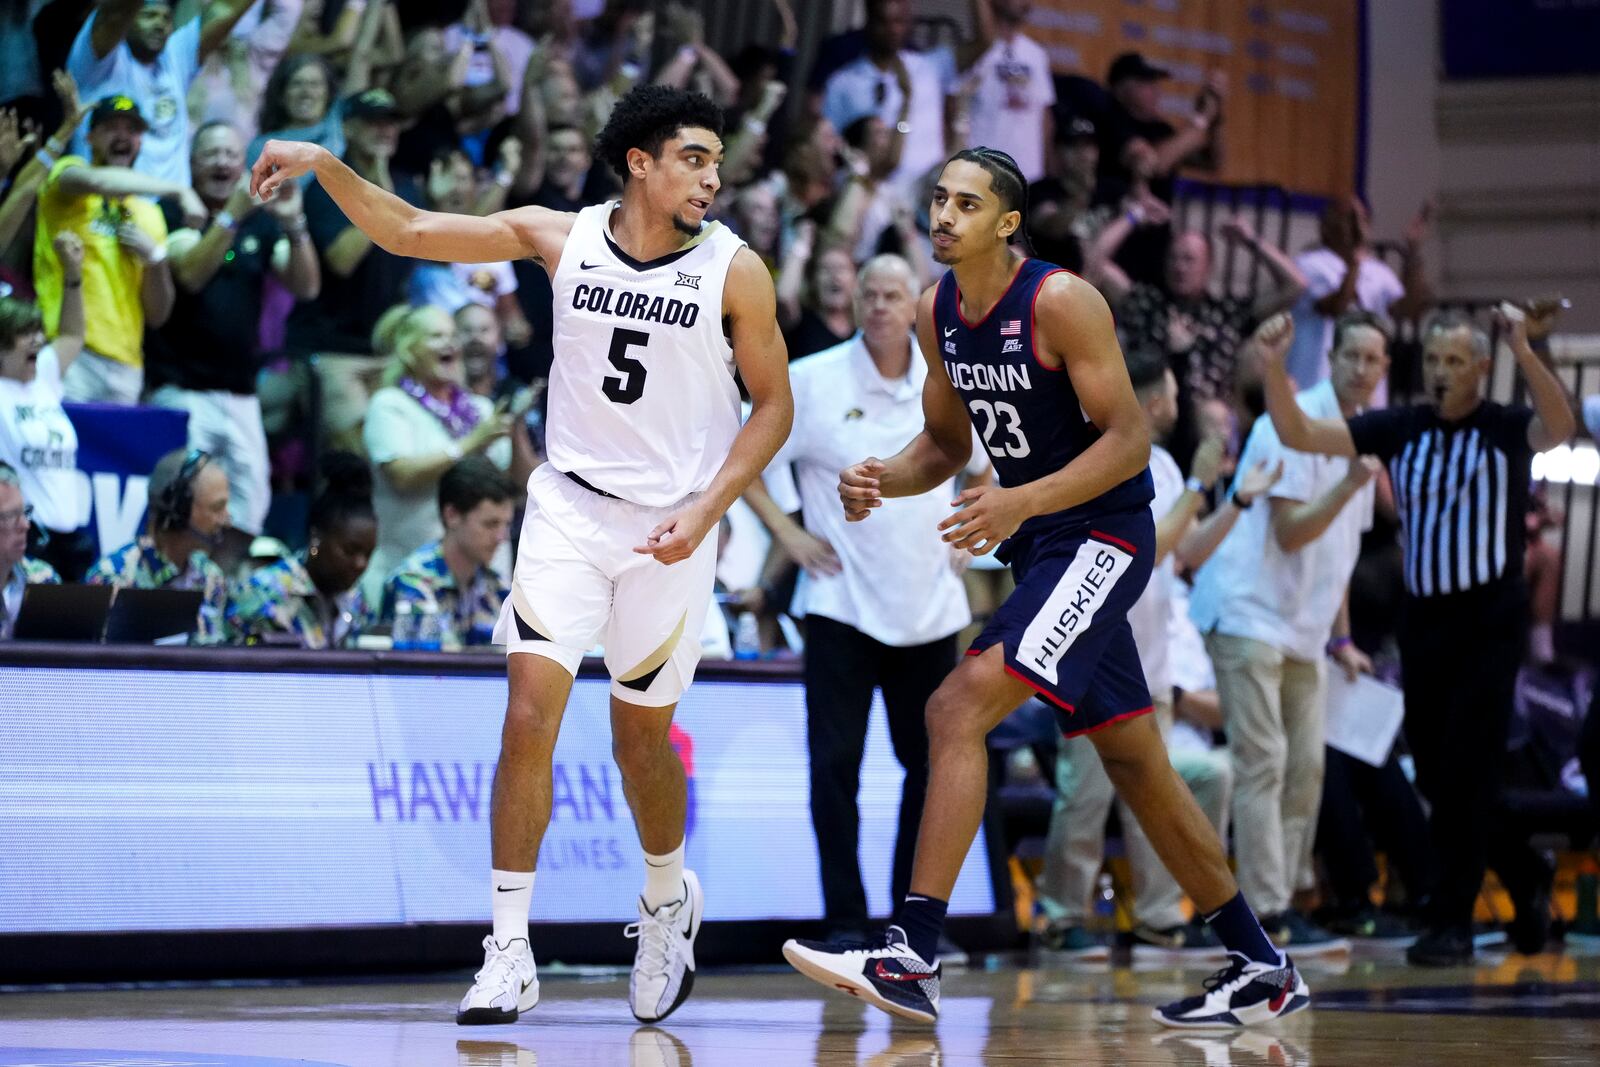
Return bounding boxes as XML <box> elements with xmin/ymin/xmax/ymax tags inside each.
<box><xmin>0</xmin><ymin>667</ymin><xmax>999</xmax><ymax>932</ymax></box>
<box><xmin>63</xmin><ymin>403</ymin><xmax>188</xmax><ymax>556</ymax></box>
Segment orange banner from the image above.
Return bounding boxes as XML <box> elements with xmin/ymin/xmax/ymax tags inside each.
<box><xmin>1026</xmin><ymin>0</ymin><xmax>1359</xmax><ymax>198</ymax></box>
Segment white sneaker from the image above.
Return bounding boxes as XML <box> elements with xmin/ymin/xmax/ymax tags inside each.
<box><xmin>626</xmin><ymin>868</ymin><xmax>703</xmax><ymax>1022</ymax></box>
<box><xmin>457</xmin><ymin>935</ymin><xmax>539</xmax><ymax>1025</ymax></box>
<box><xmin>629</xmin><ymin>1026</ymin><xmax>692</xmax><ymax>1067</ymax></box>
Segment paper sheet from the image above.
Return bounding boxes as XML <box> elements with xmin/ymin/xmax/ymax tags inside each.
<box><xmin>1324</xmin><ymin>671</ymin><xmax>1406</xmax><ymax>767</ymax></box>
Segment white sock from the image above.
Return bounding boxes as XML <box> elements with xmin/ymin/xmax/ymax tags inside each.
<box><xmin>641</xmin><ymin>842</ymin><xmax>685</xmax><ymax>910</ymax></box>
<box><xmin>491</xmin><ymin>869</ymin><xmax>534</xmax><ymax>947</ymax></box>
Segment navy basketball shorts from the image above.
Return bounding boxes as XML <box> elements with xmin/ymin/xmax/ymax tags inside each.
<box><xmin>967</xmin><ymin>508</ymin><xmax>1155</xmax><ymax>737</ymax></box>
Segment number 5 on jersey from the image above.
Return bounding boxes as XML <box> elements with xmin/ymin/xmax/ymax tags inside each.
<box><xmin>603</xmin><ymin>327</ymin><xmax>650</xmax><ymax>405</ymax></box>
<box><xmin>970</xmin><ymin>399</ymin><xmax>1031</xmax><ymax>459</ymax></box>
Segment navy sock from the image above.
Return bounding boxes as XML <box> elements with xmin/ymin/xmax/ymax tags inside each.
<box><xmin>1202</xmin><ymin>892</ymin><xmax>1284</xmax><ymax>966</ymax></box>
<box><xmin>893</xmin><ymin>894</ymin><xmax>948</xmax><ymax>964</ymax></box>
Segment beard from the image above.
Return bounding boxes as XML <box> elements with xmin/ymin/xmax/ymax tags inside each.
<box><xmin>671</xmin><ymin>213</ymin><xmax>703</xmax><ymax>237</ymax></box>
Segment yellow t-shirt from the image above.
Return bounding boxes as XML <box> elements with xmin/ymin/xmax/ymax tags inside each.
<box><xmin>33</xmin><ymin>156</ymin><xmax>168</xmax><ymax>368</ymax></box>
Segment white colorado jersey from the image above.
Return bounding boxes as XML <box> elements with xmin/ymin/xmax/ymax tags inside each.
<box><xmin>544</xmin><ymin>202</ymin><xmax>746</xmax><ymax>507</ymax></box>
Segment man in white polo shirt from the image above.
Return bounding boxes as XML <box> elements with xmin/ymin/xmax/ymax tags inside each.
<box><xmin>1189</xmin><ymin>311</ymin><xmax>1391</xmax><ymax>956</ymax></box>
<box><xmin>745</xmin><ymin>254</ymin><xmax>984</xmax><ymax>936</ymax></box>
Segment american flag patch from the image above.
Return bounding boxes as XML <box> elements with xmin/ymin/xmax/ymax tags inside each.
<box><xmin>1000</xmin><ymin>320</ymin><xmax>1021</xmax><ymax>336</ymax></box>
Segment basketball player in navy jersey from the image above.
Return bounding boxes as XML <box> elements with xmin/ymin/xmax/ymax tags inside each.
<box><xmin>783</xmin><ymin>148</ymin><xmax>1308</xmax><ymax>1029</ymax></box>
<box><xmin>253</xmin><ymin>87</ymin><xmax>792</xmax><ymax>1025</ymax></box>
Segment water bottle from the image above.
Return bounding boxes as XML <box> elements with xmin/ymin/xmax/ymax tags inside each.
<box><xmin>733</xmin><ymin>611</ymin><xmax>761</xmax><ymax>660</ymax></box>
<box><xmin>392</xmin><ymin>601</ymin><xmax>415</xmax><ymax>651</ymax></box>
<box><xmin>415</xmin><ymin>601</ymin><xmax>444</xmax><ymax>652</ymax></box>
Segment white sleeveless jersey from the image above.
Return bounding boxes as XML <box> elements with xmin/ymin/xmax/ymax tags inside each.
<box><xmin>544</xmin><ymin>202</ymin><xmax>746</xmax><ymax>507</ymax></box>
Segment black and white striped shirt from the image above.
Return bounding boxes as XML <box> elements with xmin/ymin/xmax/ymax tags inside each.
<box><xmin>1348</xmin><ymin>401</ymin><xmax>1534</xmax><ymax>598</ymax></box>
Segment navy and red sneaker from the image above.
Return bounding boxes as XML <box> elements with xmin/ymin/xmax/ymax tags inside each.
<box><xmin>1152</xmin><ymin>952</ymin><xmax>1310</xmax><ymax>1029</ymax></box>
<box><xmin>783</xmin><ymin>925</ymin><xmax>941</xmax><ymax>1023</ymax></box>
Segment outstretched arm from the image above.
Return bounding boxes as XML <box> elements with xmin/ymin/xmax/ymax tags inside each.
<box><xmin>88</xmin><ymin>0</ymin><xmax>141</xmax><ymax>60</ymax></box>
<box><xmin>1083</xmin><ymin>199</ymin><xmax>1169</xmax><ymax>307</ymax></box>
<box><xmin>1388</xmin><ymin>200</ymin><xmax>1435</xmax><ymax>322</ymax></box>
<box><xmin>1499</xmin><ymin>306</ymin><xmax>1577</xmax><ymax>452</ymax></box>
<box><xmin>1256</xmin><ymin>313</ymin><xmax>1358</xmax><ymax>457</ymax></box>
<box><xmin>1176</xmin><ymin>457</ymin><xmax>1282</xmax><ymax>570</ymax></box>
<box><xmin>251</xmin><ymin>140</ymin><xmax>571</xmax><ymax>265</ymax></box>
<box><xmin>1155</xmin><ymin>435</ymin><xmax>1220</xmax><ymax>563</ymax></box>
<box><xmin>49</xmin><ymin>232</ymin><xmax>87</xmax><ymax>371</ymax></box>
<box><xmin>1219</xmin><ymin>216</ymin><xmax>1307</xmax><ymax>320</ymax></box>
<box><xmin>199</xmin><ymin>0</ymin><xmax>259</xmax><ymax>61</ymax></box>
<box><xmin>635</xmin><ymin>248</ymin><xmax>793</xmax><ymax>564</ymax></box>
<box><xmin>1271</xmin><ymin>456</ymin><xmax>1378</xmax><ymax>553</ymax></box>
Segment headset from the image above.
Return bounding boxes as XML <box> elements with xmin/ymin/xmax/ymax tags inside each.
<box><xmin>153</xmin><ymin>449</ymin><xmax>212</xmax><ymax>533</ymax></box>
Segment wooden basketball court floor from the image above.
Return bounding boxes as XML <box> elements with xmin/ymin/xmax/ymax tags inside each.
<box><xmin>2</xmin><ymin>949</ymin><xmax>1598</xmax><ymax>1066</ymax></box>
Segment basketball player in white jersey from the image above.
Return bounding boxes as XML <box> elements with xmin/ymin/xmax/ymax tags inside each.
<box><xmin>253</xmin><ymin>86</ymin><xmax>792</xmax><ymax>1025</ymax></box>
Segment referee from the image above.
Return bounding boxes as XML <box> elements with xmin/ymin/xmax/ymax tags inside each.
<box><xmin>1258</xmin><ymin>307</ymin><xmax>1576</xmax><ymax>965</ymax></box>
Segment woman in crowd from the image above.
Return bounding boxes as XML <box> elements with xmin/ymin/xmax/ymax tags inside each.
<box><xmin>360</xmin><ymin>304</ymin><xmax>534</xmax><ymax>603</ymax></box>
<box><xmin>0</xmin><ymin>234</ymin><xmax>92</xmax><ymax>579</ymax></box>
<box><xmin>246</xmin><ymin>0</ymin><xmax>387</xmax><ymax>170</ymax></box>
<box><xmin>777</xmin><ymin>233</ymin><xmax>857</xmax><ymax>361</ymax></box>
<box><xmin>251</xmin><ymin>54</ymin><xmax>346</xmax><ymax>167</ymax></box>
<box><xmin>227</xmin><ymin>451</ymin><xmax>377</xmax><ymax>648</ymax></box>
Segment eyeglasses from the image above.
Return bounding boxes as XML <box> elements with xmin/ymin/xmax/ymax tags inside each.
<box><xmin>0</xmin><ymin>504</ymin><xmax>34</xmax><ymax>527</ymax></box>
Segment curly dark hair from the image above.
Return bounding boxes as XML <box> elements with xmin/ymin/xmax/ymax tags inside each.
<box><xmin>310</xmin><ymin>450</ymin><xmax>375</xmax><ymax>536</ymax></box>
<box><xmin>594</xmin><ymin>85</ymin><xmax>724</xmax><ymax>184</ymax></box>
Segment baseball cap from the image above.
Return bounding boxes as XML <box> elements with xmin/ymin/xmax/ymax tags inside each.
<box><xmin>88</xmin><ymin>94</ymin><xmax>149</xmax><ymax>131</ymax></box>
<box><xmin>1107</xmin><ymin>52</ymin><xmax>1170</xmax><ymax>86</ymax></box>
<box><xmin>343</xmin><ymin>88</ymin><xmax>401</xmax><ymax>122</ymax></box>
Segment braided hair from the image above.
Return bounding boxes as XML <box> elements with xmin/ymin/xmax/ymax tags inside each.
<box><xmin>944</xmin><ymin>146</ymin><xmax>1033</xmax><ymax>254</ymax></box>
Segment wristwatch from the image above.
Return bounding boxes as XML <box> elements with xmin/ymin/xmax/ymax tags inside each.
<box><xmin>214</xmin><ymin>210</ymin><xmax>238</xmax><ymax>231</ymax></box>
<box><xmin>1229</xmin><ymin>486</ymin><xmax>1254</xmax><ymax>509</ymax></box>
<box><xmin>1184</xmin><ymin>476</ymin><xmax>1208</xmax><ymax>495</ymax></box>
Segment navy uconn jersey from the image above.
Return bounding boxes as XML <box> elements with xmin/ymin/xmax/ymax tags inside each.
<box><xmin>934</xmin><ymin>258</ymin><xmax>1153</xmax><ymax>538</ymax></box>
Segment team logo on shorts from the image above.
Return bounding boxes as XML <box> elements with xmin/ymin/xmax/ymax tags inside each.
<box><xmin>1017</xmin><ymin>539</ymin><xmax>1132</xmax><ymax>685</ymax></box>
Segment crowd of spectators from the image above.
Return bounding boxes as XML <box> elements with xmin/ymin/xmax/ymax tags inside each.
<box><xmin>0</xmin><ymin>0</ymin><xmax>1593</xmax><ymax>965</ymax></box>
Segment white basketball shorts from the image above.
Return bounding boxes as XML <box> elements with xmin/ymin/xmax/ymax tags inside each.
<box><xmin>492</xmin><ymin>463</ymin><xmax>718</xmax><ymax>707</ymax></box>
